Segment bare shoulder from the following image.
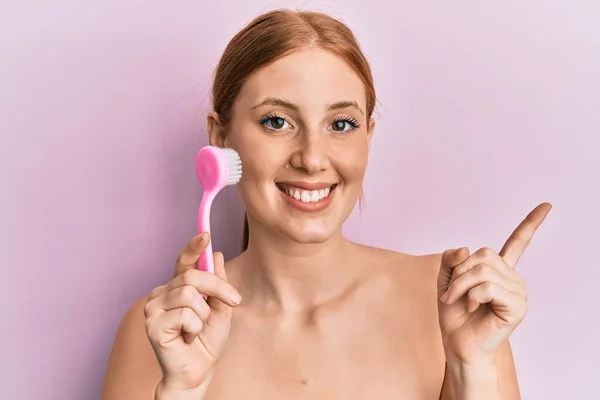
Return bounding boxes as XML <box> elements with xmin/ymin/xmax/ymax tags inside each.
<box><xmin>356</xmin><ymin>244</ymin><xmax>442</xmax><ymax>287</ymax></box>
<box><xmin>101</xmin><ymin>295</ymin><xmax>162</xmax><ymax>400</ymax></box>
<box><xmin>351</xmin><ymin>244</ymin><xmax>444</xmax><ymax>326</ymax></box>
<box><xmin>354</xmin><ymin>245</ymin><xmax>447</xmax><ymax>387</ymax></box>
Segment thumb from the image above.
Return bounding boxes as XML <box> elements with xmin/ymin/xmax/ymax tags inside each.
<box><xmin>438</xmin><ymin>247</ymin><xmax>470</xmax><ymax>293</ymax></box>
<box><xmin>172</xmin><ymin>232</ymin><xmax>211</xmax><ymax>278</ymax></box>
<box><xmin>441</xmin><ymin>247</ymin><xmax>470</xmax><ymax>269</ymax></box>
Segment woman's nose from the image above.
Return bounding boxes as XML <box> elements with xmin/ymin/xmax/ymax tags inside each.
<box><xmin>289</xmin><ymin>133</ymin><xmax>331</xmax><ymax>175</ymax></box>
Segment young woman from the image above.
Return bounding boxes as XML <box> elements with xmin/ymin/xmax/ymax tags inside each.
<box><xmin>102</xmin><ymin>9</ymin><xmax>550</xmax><ymax>400</ymax></box>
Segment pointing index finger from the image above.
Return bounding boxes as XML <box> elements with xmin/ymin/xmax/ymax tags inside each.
<box><xmin>499</xmin><ymin>202</ymin><xmax>552</xmax><ymax>269</ymax></box>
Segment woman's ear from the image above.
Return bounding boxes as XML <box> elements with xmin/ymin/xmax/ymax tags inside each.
<box><xmin>207</xmin><ymin>111</ymin><xmax>226</xmax><ymax>148</ymax></box>
<box><xmin>367</xmin><ymin>117</ymin><xmax>376</xmax><ymax>149</ymax></box>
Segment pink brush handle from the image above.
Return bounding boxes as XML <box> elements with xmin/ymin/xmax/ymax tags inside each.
<box><xmin>197</xmin><ymin>190</ymin><xmax>216</xmax><ymax>274</ymax></box>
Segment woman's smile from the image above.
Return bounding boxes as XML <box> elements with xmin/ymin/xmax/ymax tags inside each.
<box><xmin>275</xmin><ymin>181</ymin><xmax>339</xmax><ymax>212</ymax></box>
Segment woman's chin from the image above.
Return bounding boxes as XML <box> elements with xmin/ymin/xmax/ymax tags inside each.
<box><xmin>278</xmin><ymin>223</ymin><xmax>341</xmax><ymax>245</ymax></box>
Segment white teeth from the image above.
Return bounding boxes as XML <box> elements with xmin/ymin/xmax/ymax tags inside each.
<box><xmin>310</xmin><ymin>190</ymin><xmax>319</xmax><ymax>202</ymax></box>
<box><xmin>283</xmin><ymin>185</ymin><xmax>334</xmax><ymax>203</ymax></box>
<box><xmin>301</xmin><ymin>191</ymin><xmax>311</xmax><ymax>202</ymax></box>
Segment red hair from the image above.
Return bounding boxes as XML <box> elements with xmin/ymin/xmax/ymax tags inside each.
<box><xmin>210</xmin><ymin>9</ymin><xmax>376</xmax><ymax>251</ymax></box>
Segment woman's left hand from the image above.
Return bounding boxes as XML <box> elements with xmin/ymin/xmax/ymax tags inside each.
<box><xmin>437</xmin><ymin>202</ymin><xmax>552</xmax><ymax>366</ymax></box>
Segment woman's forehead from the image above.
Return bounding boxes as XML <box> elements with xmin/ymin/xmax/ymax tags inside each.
<box><xmin>236</xmin><ymin>49</ymin><xmax>367</xmax><ymax>110</ymax></box>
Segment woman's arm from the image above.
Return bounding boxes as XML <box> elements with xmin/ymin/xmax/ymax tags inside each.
<box><xmin>440</xmin><ymin>340</ymin><xmax>520</xmax><ymax>400</ymax></box>
<box><xmin>101</xmin><ymin>296</ymin><xmax>163</xmax><ymax>400</ymax></box>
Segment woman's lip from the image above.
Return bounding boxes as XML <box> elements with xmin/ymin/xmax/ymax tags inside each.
<box><xmin>278</xmin><ymin>186</ymin><xmax>336</xmax><ymax>212</ymax></box>
<box><xmin>276</xmin><ymin>181</ymin><xmax>337</xmax><ymax>190</ymax></box>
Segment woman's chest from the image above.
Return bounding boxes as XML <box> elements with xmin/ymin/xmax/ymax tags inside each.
<box><xmin>204</xmin><ymin>312</ymin><xmax>446</xmax><ymax>399</ymax></box>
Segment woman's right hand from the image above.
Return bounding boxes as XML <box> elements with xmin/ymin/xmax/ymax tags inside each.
<box><xmin>144</xmin><ymin>232</ymin><xmax>242</xmax><ymax>397</ymax></box>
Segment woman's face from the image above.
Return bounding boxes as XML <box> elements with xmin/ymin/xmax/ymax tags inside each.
<box><xmin>209</xmin><ymin>49</ymin><xmax>374</xmax><ymax>244</ymax></box>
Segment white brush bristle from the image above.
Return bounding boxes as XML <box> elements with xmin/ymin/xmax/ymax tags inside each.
<box><xmin>222</xmin><ymin>148</ymin><xmax>242</xmax><ymax>185</ymax></box>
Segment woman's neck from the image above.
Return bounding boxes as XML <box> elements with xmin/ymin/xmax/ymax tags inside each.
<box><xmin>237</xmin><ymin>223</ymin><xmax>362</xmax><ymax>314</ymax></box>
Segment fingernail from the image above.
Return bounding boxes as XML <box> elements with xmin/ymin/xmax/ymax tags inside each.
<box><xmin>440</xmin><ymin>292</ymin><xmax>449</xmax><ymax>303</ymax></box>
<box><xmin>231</xmin><ymin>291</ymin><xmax>242</xmax><ymax>305</ymax></box>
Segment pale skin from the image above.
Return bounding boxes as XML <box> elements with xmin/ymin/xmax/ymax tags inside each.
<box><xmin>101</xmin><ymin>49</ymin><xmax>552</xmax><ymax>399</ymax></box>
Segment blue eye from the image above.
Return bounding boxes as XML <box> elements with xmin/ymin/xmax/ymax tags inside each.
<box><xmin>258</xmin><ymin>114</ymin><xmax>360</xmax><ymax>133</ymax></box>
<box><xmin>330</xmin><ymin>117</ymin><xmax>360</xmax><ymax>133</ymax></box>
<box><xmin>259</xmin><ymin>115</ymin><xmax>291</xmax><ymax>130</ymax></box>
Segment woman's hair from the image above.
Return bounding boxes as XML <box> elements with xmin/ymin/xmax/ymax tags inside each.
<box><xmin>210</xmin><ymin>9</ymin><xmax>376</xmax><ymax>252</ymax></box>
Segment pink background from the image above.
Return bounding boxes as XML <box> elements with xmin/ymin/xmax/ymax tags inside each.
<box><xmin>1</xmin><ymin>1</ymin><xmax>598</xmax><ymax>398</ymax></box>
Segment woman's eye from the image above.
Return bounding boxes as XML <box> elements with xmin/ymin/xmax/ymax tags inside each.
<box><xmin>259</xmin><ymin>115</ymin><xmax>359</xmax><ymax>133</ymax></box>
<box><xmin>262</xmin><ymin>117</ymin><xmax>290</xmax><ymax>130</ymax></box>
<box><xmin>331</xmin><ymin>119</ymin><xmax>358</xmax><ymax>133</ymax></box>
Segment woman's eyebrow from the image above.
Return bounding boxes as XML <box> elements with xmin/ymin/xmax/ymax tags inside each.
<box><xmin>251</xmin><ymin>97</ymin><xmax>299</xmax><ymax>111</ymax></box>
<box><xmin>328</xmin><ymin>101</ymin><xmax>364</xmax><ymax>116</ymax></box>
<box><xmin>251</xmin><ymin>97</ymin><xmax>364</xmax><ymax>116</ymax></box>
